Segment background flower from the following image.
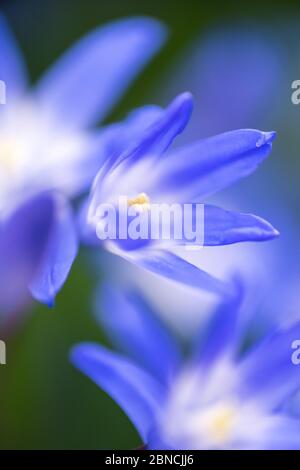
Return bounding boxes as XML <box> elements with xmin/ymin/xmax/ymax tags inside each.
<box><xmin>72</xmin><ymin>282</ymin><xmax>300</xmax><ymax>449</ymax></box>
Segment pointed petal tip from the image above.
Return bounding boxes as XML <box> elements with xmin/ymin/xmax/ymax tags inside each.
<box><xmin>256</xmin><ymin>130</ymin><xmax>277</xmax><ymax>147</ymax></box>
<box><xmin>261</xmin><ymin>215</ymin><xmax>280</xmax><ymax>239</ymax></box>
<box><xmin>170</xmin><ymin>91</ymin><xmax>194</xmax><ymax>120</ymax></box>
<box><xmin>177</xmin><ymin>91</ymin><xmax>194</xmax><ymax>107</ymax></box>
<box><xmin>180</xmin><ymin>90</ymin><xmax>194</xmax><ymax>100</ymax></box>
<box><xmin>267</xmin><ymin>130</ymin><xmax>277</xmax><ymax>142</ymax></box>
<box><xmin>259</xmin><ymin>218</ymin><xmax>280</xmax><ymax>240</ymax></box>
<box><xmin>69</xmin><ymin>342</ymin><xmax>93</xmax><ymax>366</ymax></box>
<box><xmin>30</xmin><ymin>285</ymin><xmax>57</xmax><ymax>308</ymax></box>
<box><xmin>272</xmin><ymin>227</ymin><xmax>280</xmax><ymax>238</ymax></box>
<box><xmin>47</xmin><ymin>297</ymin><xmax>55</xmax><ymax>308</ymax></box>
<box><xmin>30</xmin><ymin>286</ymin><xmax>57</xmax><ymax>309</ymax></box>
<box><xmin>126</xmin><ymin>16</ymin><xmax>169</xmax><ymax>48</ymax></box>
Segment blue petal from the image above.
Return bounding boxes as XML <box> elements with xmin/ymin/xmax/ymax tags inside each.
<box><xmin>29</xmin><ymin>198</ymin><xmax>78</xmax><ymax>306</ymax></box>
<box><xmin>0</xmin><ymin>194</ymin><xmax>54</xmax><ymax>318</ymax></box>
<box><xmin>70</xmin><ymin>343</ymin><xmax>165</xmax><ymax>441</ymax></box>
<box><xmin>87</xmin><ymin>105</ymin><xmax>164</xmax><ymax>188</ymax></box>
<box><xmin>35</xmin><ymin>17</ymin><xmax>167</xmax><ymax>128</ymax></box>
<box><xmin>96</xmin><ymin>283</ymin><xmax>181</xmax><ymax>383</ymax></box>
<box><xmin>83</xmin><ymin>104</ymin><xmax>165</xmax><ymax>225</ymax></box>
<box><xmin>145</xmin><ymin>203</ymin><xmax>279</xmax><ymax>247</ymax></box>
<box><xmin>121</xmin><ymin>249</ymin><xmax>236</xmax><ymax>297</ymax></box>
<box><xmin>115</xmin><ymin>92</ymin><xmax>193</xmax><ymax>168</ymax></box>
<box><xmin>193</xmin><ymin>276</ymin><xmax>244</xmax><ymax>366</ymax></box>
<box><xmin>203</xmin><ymin>204</ymin><xmax>279</xmax><ymax>245</ymax></box>
<box><xmin>238</xmin><ymin>321</ymin><xmax>300</xmax><ymax>409</ymax></box>
<box><xmin>123</xmin><ymin>105</ymin><xmax>164</xmax><ymax>138</ymax></box>
<box><xmin>67</xmin><ymin>105</ymin><xmax>164</xmax><ymax>198</ymax></box>
<box><xmin>155</xmin><ymin>129</ymin><xmax>276</xmax><ymax>201</ymax></box>
<box><xmin>0</xmin><ymin>14</ymin><xmax>28</xmax><ymax>101</ymax></box>
<box><xmin>147</xmin><ymin>432</ymin><xmax>176</xmax><ymax>450</ymax></box>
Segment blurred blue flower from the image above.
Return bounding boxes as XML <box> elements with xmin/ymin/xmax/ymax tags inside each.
<box><xmin>71</xmin><ymin>282</ymin><xmax>300</xmax><ymax>450</ymax></box>
<box><xmin>83</xmin><ymin>92</ymin><xmax>278</xmax><ymax>295</ymax></box>
<box><xmin>0</xmin><ymin>13</ymin><xmax>166</xmax><ymax>306</ymax></box>
<box><xmin>0</xmin><ymin>193</ymin><xmax>55</xmax><ymax>330</ymax></box>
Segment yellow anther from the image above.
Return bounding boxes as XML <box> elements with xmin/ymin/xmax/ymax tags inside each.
<box><xmin>127</xmin><ymin>192</ymin><xmax>150</xmax><ymax>212</ymax></box>
<box><xmin>207</xmin><ymin>405</ymin><xmax>236</xmax><ymax>444</ymax></box>
<box><xmin>0</xmin><ymin>138</ymin><xmax>20</xmax><ymax>174</ymax></box>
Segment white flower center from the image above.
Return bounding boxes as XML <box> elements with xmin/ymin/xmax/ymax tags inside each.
<box><xmin>0</xmin><ymin>100</ymin><xmax>88</xmax><ymax>214</ymax></box>
<box><xmin>183</xmin><ymin>400</ymin><xmax>239</xmax><ymax>448</ymax></box>
<box><xmin>160</xmin><ymin>365</ymin><xmax>273</xmax><ymax>450</ymax></box>
<box><xmin>0</xmin><ymin>136</ymin><xmax>22</xmax><ymax>174</ymax></box>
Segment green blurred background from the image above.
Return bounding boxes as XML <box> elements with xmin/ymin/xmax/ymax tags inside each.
<box><xmin>1</xmin><ymin>0</ymin><xmax>300</xmax><ymax>449</ymax></box>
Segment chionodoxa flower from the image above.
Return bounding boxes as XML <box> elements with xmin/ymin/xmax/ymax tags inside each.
<box><xmin>71</xmin><ymin>281</ymin><xmax>300</xmax><ymax>450</ymax></box>
<box><xmin>83</xmin><ymin>92</ymin><xmax>279</xmax><ymax>296</ymax></box>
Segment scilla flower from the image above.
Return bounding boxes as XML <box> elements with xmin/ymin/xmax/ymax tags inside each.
<box><xmin>71</xmin><ymin>282</ymin><xmax>300</xmax><ymax>450</ymax></box>
<box><xmin>84</xmin><ymin>92</ymin><xmax>278</xmax><ymax>295</ymax></box>
<box><xmin>0</xmin><ymin>13</ymin><xmax>166</xmax><ymax>305</ymax></box>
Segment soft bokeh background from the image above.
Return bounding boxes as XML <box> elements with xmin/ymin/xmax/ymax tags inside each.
<box><xmin>1</xmin><ymin>0</ymin><xmax>300</xmax><ymax>449</ymax></box>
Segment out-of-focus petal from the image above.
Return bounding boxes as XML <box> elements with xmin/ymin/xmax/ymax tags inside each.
<box><xmin>154</xmin><ymin>129</ymin><xmax>276</xmax><ymax>201</ymax></box>
<box><xmin>237</xmin><ymin>321</ymin><xmax>300</xmax><ymax>409</ymax></box>
<box><xmin>70</xmin><ymin>343</ymin><xmax>165</xmax><ymax>441</ymax></box>
<box><xmin>29</xmin><ymin>197</ymin><xmax>78</xmax><ymax>306</ymax></box>
<box><xmin>0</xmin><ymin>194</ymin><xmax>54</xmax><ymax>318</ymax></box>
<box><xmin>41</xmin><ymin>105</ymin><xmax>163</xmax><ymax>200</ymax></box>
<box><xmin>193</xmin><ymin>276</ymin><xmax>244</xmax><ymax>366</ymax></box>
<box><xmin>0</xmin><ymin>13</ymin><xmax>28</xmax><ymax>101</ymax></box>
<box><xmin>96</xmin><ymin>283</ymin><xmax>181</xmax><ymax>383</ymax></box>
<box><xmin>35</xmin><ymin>17</ymin><xmax>167</xmax><ymax>128</ymax></box>
<box><xmin>120</xmin><ymin>248</ymin><xmax>235</xmax><ymax>297</ymax></box>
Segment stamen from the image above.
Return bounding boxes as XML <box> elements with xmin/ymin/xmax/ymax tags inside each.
<box><xmin>127</xmin><ymin>192</ymin><xmax>150</xmax><ymax>212</ymax></box>
<box><xmin>207</xmin><ymin>404</ymin><xmax>236</xmax><ymax>443</ymax></box>
<box><xmin>0</xmin><ymin>138</ymin><xmax>20</xmax><ymax>173</ymax></box>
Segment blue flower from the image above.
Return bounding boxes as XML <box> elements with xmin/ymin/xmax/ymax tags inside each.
<box><xmin>0</xmin><ymin>193</ymin><xmax>55</xmax><ymax>329</ymax></box>
<box><xmin>0</xmin><ymin>13</ymin><xmax>166</xmax><ymax>305</ymax></box>
<box><xmin>71</xmin><ymin>281</ymin><xmax>300</xmax><ymax>450</ymax></box>
<box><xmin>83</xmin><ymin>92</ymin><xmax>279</xmax><ymax>295</ymax></box>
